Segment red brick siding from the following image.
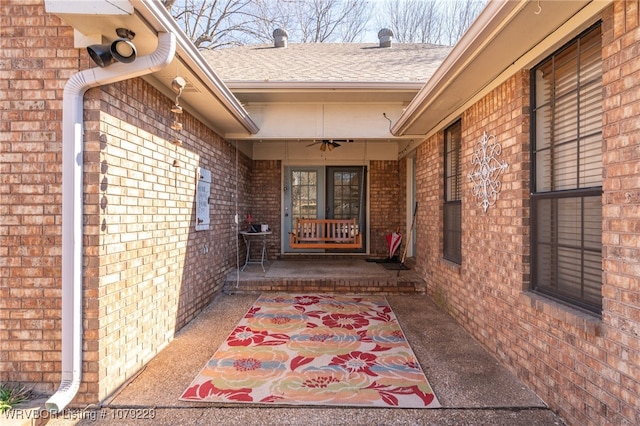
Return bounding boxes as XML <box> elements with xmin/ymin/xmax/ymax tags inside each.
<box><xmin>81</xmin><ymin>80</ymin><xmax>251</xmax><ymax>402</ymax></box>
<box><xmin>0</xmin><ymin>0</ymin><xmax>76</xmax><ymax>394</ymax></box>
<box><xmin>2</xmin><ymin>0</ymin><xmax>638</xmax><ymax>422</ymax></box>
<box><xmin>398</xmin><ymin>158</ymin><xmax>408</xmax><ymax>258</ymax></box>
<box><xmin>416</xmin><ymin>4</ymin><xmax>640</xmax><ymax>424</ymax></box>
<box><xmin>0</xmin><ymin>0</ymin><xmax>253</xmax><ymax>404</ymax></box>
<box><xmin>249</xmin><ymin>160</ymin><xmax>281</xmax><ymax>259</ymax></box>
<box><xmin>414</xmin><ymin>133</ymin><xmax>445</xmax><ymax>282</ymax></box>
<box><xmin>601</xmin><ymin>1</ymin><xmax>640</xmax><ymax>424</ymax></box>
<box><xmin>369</xmin><ymin>160</ymin><xmax>404</xmax><ymax>257</ymax></box>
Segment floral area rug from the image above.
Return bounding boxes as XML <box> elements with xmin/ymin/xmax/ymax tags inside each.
<box><xmin>180</xmin><ymin>294</ymin><xmax>440</xmax><ymax>408</ymax></box>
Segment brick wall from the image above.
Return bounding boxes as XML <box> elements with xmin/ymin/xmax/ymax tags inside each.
<box><xmin>249</xmin><ymin>160</ymin><xmax>280</xmax><ymax>259</ymax></box>
<box><xmin>414</xmin><ymin>134</ymin><xmax>444</xmax><ymax>283</ymax></box>
<box><xmin>81</xmin><ymin>80</ymin><xmax>251</xmax><ymax>402</ymax></box>
<box><xmin>415</xmin><ymin>3</ymin><xmax>640</xmax><ymax>424</ymax></box>
<box><xmin>0</xmin><ymin>0</ymin><xmax>77</xmax><ymax>394</ymax></box>
<box><xmin>369</xmin><ymin>160</ymin><xmax>404</xmax><ymax>257</ymax></box>
<box><xmin>0</xmin><ymin>0</ymin><xmax>252</xmax><ymax>404</ymax></box>
<box><xmin>601</xmin><ymin>1</ymin><xmax>640</xmax><ymax>424</ymax></box>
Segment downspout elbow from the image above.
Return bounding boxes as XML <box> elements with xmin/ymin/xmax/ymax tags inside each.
<box><xmin>45</xmin><ymin>32</ymin><xmax>176</xmax><ymax>413</ymax></box>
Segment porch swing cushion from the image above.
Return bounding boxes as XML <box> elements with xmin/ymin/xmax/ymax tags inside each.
<box><xmin>290</xmin><ymin>218</ymin><xmax>362</xmax><ymax>249</ymax></box>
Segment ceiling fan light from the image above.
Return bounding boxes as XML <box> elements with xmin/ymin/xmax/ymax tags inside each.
<box><xmin>320</xmin><ymin>142</ymin><xmax>327</xmax><ymax>151</ymax></box>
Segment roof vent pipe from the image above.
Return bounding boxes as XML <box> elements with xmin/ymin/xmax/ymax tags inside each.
<box><xmin>273</xmin><ymin>28</ymin><xmax>288</xmax><ymax>48</ymax></box>
<box><xmin>378</xmin><ymin>28</ymin><xmax>393</xmax><ymax>48</ymax></box>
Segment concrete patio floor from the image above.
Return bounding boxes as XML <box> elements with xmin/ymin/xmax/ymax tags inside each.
<box><xmin>42</xmin><ymin>288</ymin><xmax>566</xmax><ymax>425</ymax></box>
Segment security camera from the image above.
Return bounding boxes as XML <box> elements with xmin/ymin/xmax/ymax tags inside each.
<box><xmin>87</xmin><ymin>28</ymin><xmax>137</xmax><ymax>68</ymax></box>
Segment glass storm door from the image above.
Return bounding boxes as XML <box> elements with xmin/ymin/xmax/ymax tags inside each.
<box><xmin>284</xmin><ymin>167</ymin><xmax>325</xmax><ymax>252</ymax></box>
<box><xmin>327</xmin><ymin>167</ymin><xmax>366</xmax><ymax>253</ymax></box>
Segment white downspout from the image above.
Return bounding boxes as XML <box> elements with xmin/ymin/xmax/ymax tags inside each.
<box><xmin>46</xmin><ymin>31</ymin><xmax>176</xmax><ymax>413</ymax></box>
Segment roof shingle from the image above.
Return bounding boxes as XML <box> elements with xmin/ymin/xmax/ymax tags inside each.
<box><xmin>201</xmin><ymin>42</ymin><xmax>452</xmax><ymax>84</ymax></box>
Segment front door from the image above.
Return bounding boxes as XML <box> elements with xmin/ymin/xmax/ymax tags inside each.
<box><xmin>326</xmin><ymin>167</ymin><xmax>366</xmax><ymax>253</ymax></box>
<box><xmin>284</xmin><ymin>166</ymin><xmax>366</xmax><ymax>253</ymax></box>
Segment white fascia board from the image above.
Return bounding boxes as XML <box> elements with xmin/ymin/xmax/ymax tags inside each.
<box><xmin>224</xmin><ymin>81</ymin><xmax>426</xmax><ymax>91</ymax></box>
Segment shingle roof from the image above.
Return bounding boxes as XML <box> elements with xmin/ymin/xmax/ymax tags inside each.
<box><xmin>201</xmin><ymin>42</ymin><xmax>452</xmax><ymax>84</ymax></box>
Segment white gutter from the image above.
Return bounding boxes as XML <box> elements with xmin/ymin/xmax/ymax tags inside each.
<box><xmin>45</xmin><ymin>31</ymin><xmax>176</xmax><ymax>413</ymax></box>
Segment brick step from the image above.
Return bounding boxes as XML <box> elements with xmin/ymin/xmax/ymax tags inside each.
<box><xmin>223</xmin><ymin>259</ymin><xmax>425</xmax><ymax>295</ymax></box>
<box><xmin>223</xmin><ymin>275</ymin><xmax>426</xmax><ymax>295</ymax></box>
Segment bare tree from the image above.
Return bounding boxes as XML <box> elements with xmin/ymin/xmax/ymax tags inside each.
<box><xmin>238</xmin><ymin>0</ymin><xmax>293</xmax><ymax>44</ymax></box>
<box><xmin>376</xmin><ymin>0</ymin><xmax>487</xmax><ymax>45</ymax></box>
<box><xmin>379</xmin><ymin>0</ymin><xmax>440</xmax><ymax>43</ymax></box>
<box><xmin>163</xmin><ymin>0</ymin><xmax>373</xmax><ymax>48</ymax></box>
<box><xmin>162</xmin><ymin>0</ymin><xmax>260</xmax><ymax>49</ymax></box>
<box><xmin>335</xmin><ymin>0</ymin><xmax>372</xmax><ymax>42</ymax></box>
<box><xmin>438</xmin><ymin>0</ymin><xmax>486</xmax><ymax>45</ymax></box>
<box><xmin>293</xmin><ymin>0</ymin><xmax>372</xmax><ymax>42</ymax></box>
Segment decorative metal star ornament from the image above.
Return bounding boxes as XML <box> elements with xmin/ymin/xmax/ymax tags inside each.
<box><xmin>467</xmin><ymin>132</ymin><xmax>509</xmax><ymax>213</ymax></box>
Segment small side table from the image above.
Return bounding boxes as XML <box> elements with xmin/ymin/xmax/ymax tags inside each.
<box><xmin>239</xmin><ymin>231</ymin><xmax>272</xmax><ymax>271</ymax></box>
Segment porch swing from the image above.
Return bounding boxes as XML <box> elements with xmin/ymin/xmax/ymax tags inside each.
<box><xmin>289</xmin><ymin>164</ymin><xmax>365</xmax><ymax>250</ymax></box>
<box><xmin>289</xmin><ymin>217</ymin><xmax>362</xmax><ymax>249</ymax></box>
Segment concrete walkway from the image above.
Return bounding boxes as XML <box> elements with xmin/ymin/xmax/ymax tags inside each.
<box><xmin>35</xmin><ymin>292</ymin><xmax>566</xmax><ymax>425</ymax></box>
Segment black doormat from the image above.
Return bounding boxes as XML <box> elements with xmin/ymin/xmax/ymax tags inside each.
<box><xmin>366</xmin><ymin>257</ymin><xmax>410</xmax><ymax>270</ymax></box>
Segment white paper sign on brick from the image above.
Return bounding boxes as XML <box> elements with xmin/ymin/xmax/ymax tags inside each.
<box><xmin>195</xmin><ymin>167</ymin><xmax>211</xmax><ymax>231</ymax></box>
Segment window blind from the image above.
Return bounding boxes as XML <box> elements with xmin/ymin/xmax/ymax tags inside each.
<box><xmin>531</xmin><ymin>24</ymin><xmax>603</xmax><ymax>314</ymax></box>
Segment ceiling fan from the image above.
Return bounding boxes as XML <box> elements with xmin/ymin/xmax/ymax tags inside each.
<box><xmin>306</xmin><ymin>139</ymin><xmax>354</xmax><ymax>151</ymax></box>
